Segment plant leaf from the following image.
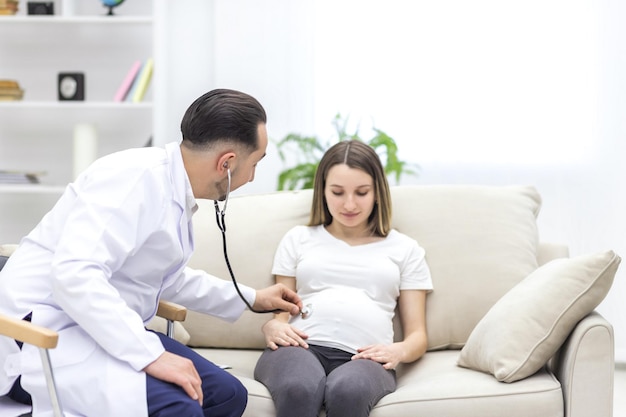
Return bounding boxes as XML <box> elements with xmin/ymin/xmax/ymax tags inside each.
<box><xmin>275</xmin><ymin>115</ymin><xmax>419</xmax><ymax>190</ymax></box>
<box><xmin>277</xmin><ymin>162</ymin><xmax>319</xmax><ymax>190</ymax></box>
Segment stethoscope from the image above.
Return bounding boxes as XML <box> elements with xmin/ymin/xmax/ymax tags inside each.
<box><xmin>213</xmin><ymin>167</ymin><xmax>312</xmax><ymax>319</ymax></box>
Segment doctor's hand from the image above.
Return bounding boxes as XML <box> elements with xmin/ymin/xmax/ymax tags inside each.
<box><xmin>254</xmin><ymin>283</ymin><xmax>302</xmax><ymax>316</ymax></box>
<box><xmin>144</xmin><ymin>351</ymin><xmax>203</xmax><ymax>405</ymax></box>
<box><xmin>262</xmin><ymin>318</ymin><xmax>309</xmax><ymax>350</ymax></box>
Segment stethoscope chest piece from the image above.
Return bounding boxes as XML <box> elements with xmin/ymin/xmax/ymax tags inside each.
<box><xmin>300</xmin><ymin>304</ymin><xmax>313</xmax><ymax>320</ymax></box>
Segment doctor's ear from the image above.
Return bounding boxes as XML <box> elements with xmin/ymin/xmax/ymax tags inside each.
<box><xmin>218</xmin><ymin>151</ymin><xmax>236</xmax><ymax>172</ymax></box>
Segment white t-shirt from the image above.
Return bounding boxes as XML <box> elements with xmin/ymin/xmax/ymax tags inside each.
<box><xmin>272</xmin><ymin>224</ymin><xmax>433</xmax><ymax>354</ymax></box>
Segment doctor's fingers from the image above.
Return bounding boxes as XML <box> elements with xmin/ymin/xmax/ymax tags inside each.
<box><xmin>255</xmin><ymin>284</ymin><xmax>302</xmax><ymax>315</ymax></box>
<box><xmin>182</xmin><ymin>373</ymin><xmax>203</xmax><ymax>406</ymax></box>
<box><xmin>174</xmin><ymin>360</ymin><xmax>203</xmax><ymax>405</ymax></box>
<box><xmin>146</xmin><ymin>352</ymin><xmax>203</xmax><ymax>405</ymax></box>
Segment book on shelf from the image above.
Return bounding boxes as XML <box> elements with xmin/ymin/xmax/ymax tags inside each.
<box><xmin>113</xmin><ymin>60</ymin><xmax>142</xmax><ymax>102</ymax></box>
<box><xmin>0</xmin><ymin>170</ymin><xmax>43</xmax><ymax>185</ymax></box>
<box><xmin>0</xmin><ymin>79</ymin><xmax>24</xmax><ymax>101</ymax></box>
<box><xmin>125</xmin><ymin>61</ymin><xmax>144</xmax><ymax>103</ymax></box>
<box><xmin>131</xmin><ymin>58</ymin><xmax>154</xmax><ymax>103</ymax></box>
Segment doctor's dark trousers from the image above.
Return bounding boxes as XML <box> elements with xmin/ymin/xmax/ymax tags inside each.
<box><xmin>147</xmin><ymin>331</ymin><xmax>248</xmax><ymax>417</ymax></box>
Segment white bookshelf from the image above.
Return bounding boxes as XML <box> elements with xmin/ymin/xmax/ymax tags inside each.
<box><xmin>0</xmin><ymin>0</ymin><xmax>155</xmax><ymax>242</ymax></box>
<box><xmin>0</xmin><ymin>0</ymin><xmax>215</xmax><ymax>243</ymax></box>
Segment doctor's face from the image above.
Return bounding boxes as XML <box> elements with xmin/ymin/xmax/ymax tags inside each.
<box><xmin>216</xmin><ymin>123</ymin><xmax>268</xmax><ymax>200</ymax></box>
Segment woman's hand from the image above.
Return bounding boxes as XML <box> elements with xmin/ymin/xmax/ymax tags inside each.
<box><xmin>262</xmin><ymin>318</ymin><xmax>309</xmax><ymax>350</ymax></box>
<box><xmin>352</xmin><ymin>343</ymin><xmax>406</xmax><ymax>370</ymax></box>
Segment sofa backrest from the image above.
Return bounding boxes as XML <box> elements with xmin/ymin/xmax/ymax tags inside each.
<box><xmin>184</xmin><ymin>185</ymin><xmax>543</xmax><ymax>351</ymax></box>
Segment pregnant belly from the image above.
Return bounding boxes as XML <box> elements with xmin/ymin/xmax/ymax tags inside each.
<box><xmin>295</xmin><ymin>287</ymin><xmax>393</xmax><ymax>351</ymax></box>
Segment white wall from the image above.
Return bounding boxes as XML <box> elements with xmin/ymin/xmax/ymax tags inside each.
<box><xmin>212</xmin><ymin>0</ymin><xmax>316</xmax><ymax>194</ymax></box>
<box><xmin>153</xmin><ymin>0</ymin><xmax>215</xmax><ymax>147</ymax></box>
<box><xmin>196</xmin><ymin>0</ymin><xmax>626</xmax><ymax>362</ymax></box>
<box><xmin>154</xmin><ymin>0</ymin><xmax>316</xmax><ymax>194</ymax></box>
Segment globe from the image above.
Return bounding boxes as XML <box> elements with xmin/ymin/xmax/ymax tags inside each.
<box><xmin>101</xmin><ymin>0</ymin><xmax>125</xmax><ymax>16</ymax></box>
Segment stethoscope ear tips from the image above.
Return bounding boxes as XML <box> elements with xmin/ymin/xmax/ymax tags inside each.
<box><xmin>300</xmin><ymin>304</ymin><xmax>313</xmax><ymax>320</ymax></box>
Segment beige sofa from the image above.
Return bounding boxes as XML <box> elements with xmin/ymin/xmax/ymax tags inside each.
<box><xmin>1</xmin><ymin>185</ymin><xmax>619</xmax><ymax>417</ymax></box>
<box><xmin>181</xmin><ymin>185</ymin><xmax>620</xmax><ymax>417</ymax></box>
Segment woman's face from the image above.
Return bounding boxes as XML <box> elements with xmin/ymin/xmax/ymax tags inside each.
<box><xmin>324</xmin><ymin>164</ymin><xmax>375</xmax><ymax>231</ymax></box>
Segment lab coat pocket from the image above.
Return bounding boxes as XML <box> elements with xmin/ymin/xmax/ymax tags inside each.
<box><xmin>50</xmin><ymin>325</ymin><xmax>98</xmax><ymax>367</ymax></box>
<box><xmin>20</xmin><ymin>325</ymin><xmax>98</xmax><ymax>374</ymax></box>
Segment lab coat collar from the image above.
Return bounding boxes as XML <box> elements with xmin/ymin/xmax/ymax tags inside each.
<box><xmin>165</xmin><ymin>142</ymin><xmax>198</xmax><ymax>220</ymax></box>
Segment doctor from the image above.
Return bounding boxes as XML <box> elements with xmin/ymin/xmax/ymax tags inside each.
<box><xmin>0</xmin><ymin>89</ymin><xmax>303</xmax><ymax>417</ymax></box>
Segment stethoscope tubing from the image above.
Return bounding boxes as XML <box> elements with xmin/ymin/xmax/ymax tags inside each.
<box><xmin>213</xmin><ymin>169</ymin><xmax>312</xmax><ymax>318</ymax></box>
<box><xmin>214</xmin><ymin>169</ymin><xmax>275</xmax><ymax>313</ymax></box>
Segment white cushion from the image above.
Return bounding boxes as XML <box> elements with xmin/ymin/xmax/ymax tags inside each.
<box><xmin>0</xmin><ymin>244</ymin><xmax>18</xmax><ymax>257</ymax></box>
<box><xmin>457</xmin><ymin>250</ymin><xmax>620</xmax><ymax>382</ymax></box>
<box><xmin>391</xmin><ymin>185</ymin><xmax>542</xmax><ymax>349</ymax></box>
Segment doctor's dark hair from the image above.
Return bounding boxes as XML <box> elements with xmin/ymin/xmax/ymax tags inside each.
<box><xmin>309</xmin><ymin>140</ymin><xmax>392</xmax><ymax>237</ymax></box>
<box><xmin>180</xmin><ymin>89</ymin><xmax>267</xmax><ymax>152</ymax></box>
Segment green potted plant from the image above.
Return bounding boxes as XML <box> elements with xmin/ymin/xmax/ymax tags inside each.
<box><xmin>275</xmin><ymin>114</ymin><xmax>418</xmax><ymax>190</ymax></box>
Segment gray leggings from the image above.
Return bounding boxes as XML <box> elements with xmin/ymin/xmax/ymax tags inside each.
<box><xmin>254</xmin><ymin>344</ymin><xmax>396</xmax><ymax>417</ymax></box>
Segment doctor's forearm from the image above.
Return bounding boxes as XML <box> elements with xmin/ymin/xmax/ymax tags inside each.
<box><xmin>161</xmin><ymin>269</ymin><xmax>255</xmax><ymax>321</ymax></box>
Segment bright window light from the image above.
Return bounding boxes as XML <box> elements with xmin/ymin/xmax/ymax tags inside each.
<box><xmin>313</xmin><ymin>0</ymin><xmax>599</xmax><ymax>166</ymax></box>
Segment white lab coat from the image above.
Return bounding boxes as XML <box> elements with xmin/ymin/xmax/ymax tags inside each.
<box><xmin>0</xmin><ymin>142</ymin><xmax>255</xmax><ymax>417</ymax></box>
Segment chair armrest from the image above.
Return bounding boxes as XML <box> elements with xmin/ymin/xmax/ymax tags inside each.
<box><xmin>0</xmin><ymin>313</ymin><xmax>58</xmax><ymax>349</ymax></box>
<box><xmin>0</xmin><ymin>301</ymin><xmax>185</xmax><ymax>351</ymax></box>
<box><xmin>553</xmin><ymin>311</ymin><xmax>614</xmax><ymax>417</ymax></box>
<box><xmin>157</xmin><ymin>300</ymin><xmax>187</xmax><ymax>322</ymax></box>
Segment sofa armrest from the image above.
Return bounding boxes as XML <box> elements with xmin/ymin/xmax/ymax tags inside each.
<box><xmin>553</xmin><ymin>311</ymin><xmax>614</xmax><ymax>417</ymax></box>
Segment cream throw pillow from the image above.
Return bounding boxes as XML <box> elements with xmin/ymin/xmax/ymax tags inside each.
<box><xmin>457</xmin><ymin>250</ymin><xmax>620</xmax><ymax>383</ymax></box>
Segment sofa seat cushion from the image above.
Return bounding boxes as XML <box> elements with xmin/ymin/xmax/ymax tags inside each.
<box><xmin>194</xmin><ymin>349</ymin><xmax>563</xmax><ymax>417</ymax></box>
